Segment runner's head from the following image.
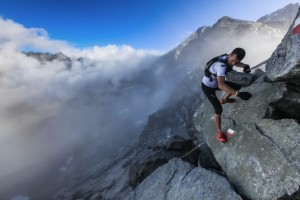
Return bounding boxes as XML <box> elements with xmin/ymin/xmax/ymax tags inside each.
<box><xmin>227</xmin><ymin>47</ymin><xmax>246</xmax><ymax>65</ymax></box>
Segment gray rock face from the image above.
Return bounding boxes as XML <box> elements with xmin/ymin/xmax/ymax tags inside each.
<box><xmin>266</xmin><ymin>7</ymin><xmax>300</xmax><ymax>81</ymax></box>
<box><xmin>51</xmin><ymin>134</ymin><xmax>202</xmax><ymax>200</ymax></box>
<box><xmin>193</xmin><ymin>79</ymin><xmax>300</xmax><ymax>199</ymax></box>
<box><xmin>125</xmin><ymin>158</ymin><xmax>242</xmax><ymax>200</ymax></box>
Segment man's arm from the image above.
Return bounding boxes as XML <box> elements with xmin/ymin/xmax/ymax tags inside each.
<box><xmin>235</xmin><ymin>62</ymin><xmax>251</xmax><ymax>73</ymax></box>
<box><xmin>218</xmin><ymin>76</ymin><xmax>253</xmax><ymax>101</ymax></box>
<box><xmin>217</xmin><ymin>76</ymin><xmax>238</xmax><ymax>96</ymax></box>
<box><xmin>235</xmin><ymin>62</ymin><xmax>247</xmax><ymax>68</ymax></box>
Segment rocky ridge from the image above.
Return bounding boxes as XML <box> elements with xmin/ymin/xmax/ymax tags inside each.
<box><xmin>49</xmin><ymin>4</ymin><xmax>300</xmax><ymax>200</ymax></box>
<box><xmin>193</xmin><ymin>7</ymin><xmax>300</xmax><ymax>199</ymax></box>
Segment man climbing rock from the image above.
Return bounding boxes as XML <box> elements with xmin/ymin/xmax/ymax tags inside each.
<box><xmin>201</xmin><ymin>48</ymin><xmax>252</xmax><ymax>143</ymax></box>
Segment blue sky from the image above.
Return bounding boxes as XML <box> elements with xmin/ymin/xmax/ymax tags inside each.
<box><xmin>0</xmin><ymin>0</ymin><xmax>299</xmax><ymax>51</ymax></box>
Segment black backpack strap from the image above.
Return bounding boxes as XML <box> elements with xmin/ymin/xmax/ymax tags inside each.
<box><xmin>204</xmin><ymin>54</ymin><xmax>228</xmax><ymax>80</ymax></box>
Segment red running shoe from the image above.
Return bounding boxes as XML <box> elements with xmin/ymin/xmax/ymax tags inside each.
<box><xmin>216</xmin><ymin>131</ymin><xmax>227</xmax><ymax>143</ymax></box>
<box><xmin>220</xmin><ymin>98</ymin><xmax>236</xmax><ymax>104</ymax></box>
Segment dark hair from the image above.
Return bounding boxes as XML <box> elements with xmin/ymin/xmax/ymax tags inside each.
<box><xmin>231</xmin><ymin>48</ymin><xmax>246</xmax><ymax>61</ymax></box>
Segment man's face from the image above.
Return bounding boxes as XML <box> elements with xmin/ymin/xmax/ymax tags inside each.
<box><xmin>227</xmin><ymin>54</ymin><xmax>240</xmax><ymax>66</ymax></box>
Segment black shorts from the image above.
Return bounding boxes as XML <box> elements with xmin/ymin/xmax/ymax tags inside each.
<box><xmin>201</xmin><ymin>82</ymin><xmax>241</xmax><ymax>115</ymax></box>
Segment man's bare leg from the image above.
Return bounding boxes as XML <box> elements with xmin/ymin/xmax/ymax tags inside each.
<box><xmin>214</xmin><ymin>114</ymin><xmax>222</xmax><ymax>132</ymax></box>
<box><xmin>223</xmin><ymin>93</ymin><xmax>232</xmax><ymax>101</ymax></box>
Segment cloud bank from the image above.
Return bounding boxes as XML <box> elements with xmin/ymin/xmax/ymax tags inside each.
<box><xmin>0</xmin><ymin>17</ymin><xmax>164</xmax><ymax>198</ymax></box>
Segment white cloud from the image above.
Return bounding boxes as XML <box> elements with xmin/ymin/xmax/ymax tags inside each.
<box><xmin>0</xmin><ymin>16</ymin><xmax>165</xmax><ymax>195</ymax></box>
<box><xmin>0</xmin><ymin>17</ymin><xmax>73</xmax><ymax>53</ymax></box>
<box><xmin>0</xmin><ymin>16</ymin><xmax>164</xmax><ymax>90</ymax></box>
<box><xmin>0</xmin><ymin>16</ymin><xmax>162</xmax><ymax>101</ymax></box>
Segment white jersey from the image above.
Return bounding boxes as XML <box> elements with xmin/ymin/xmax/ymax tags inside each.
<box><xmin>202</xmin><ymin>55</ymin><xmax>228</xmax><ymax>88</ymax></box>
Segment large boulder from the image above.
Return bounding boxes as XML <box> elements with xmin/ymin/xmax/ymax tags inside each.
<box><xmin>124</xmin><ymin>158</ymin><xmax>242</xmax><ymax>200</ymax></box>
<box><xmin>193</xmin><ymin>79</ymin><xmax>300</xmax><ymax>199</ymax></box>
<box><xmin>266</xmin><ymin>7</ymin><xmax>300</xmax><ymax>82</ymax></box>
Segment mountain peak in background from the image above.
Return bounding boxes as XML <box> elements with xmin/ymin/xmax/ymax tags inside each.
<box><xmin>257</xmin><ymin>3</ymin><xmax>300</xmax><ymax>30</ymax></box>
<box><xmin>213</xmin><ymin>16</ymin><xmax>250</xmax><ymax>27</ymax></box>
<box><xmin>25</xmin><ymin>51</ymin><xmax>71</xmax><ymax>63</ymax></box>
